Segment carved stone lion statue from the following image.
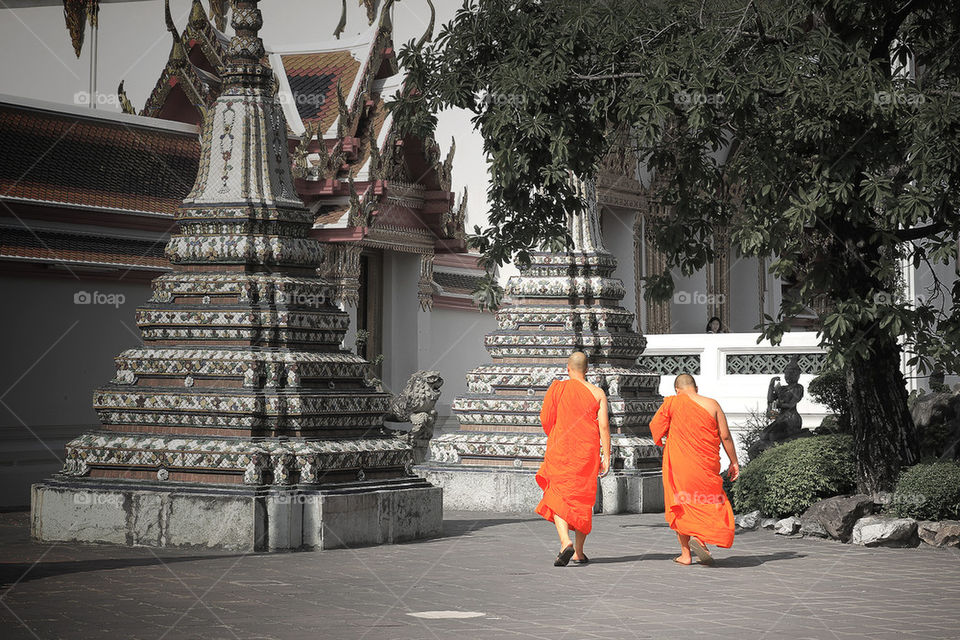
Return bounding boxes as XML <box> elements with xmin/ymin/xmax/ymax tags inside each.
<box><xmin>383</xmin><ymin>370</ymin><xmax>444</xmax><ymax>465</ymax></box>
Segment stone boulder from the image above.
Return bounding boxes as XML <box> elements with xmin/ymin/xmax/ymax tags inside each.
<box><xmin>774</xmin><ymin>516</ymin><xmax>801</xmax><ymax>536</ymax></box>
<box><xmin>851</xmin><ymin>516</ymin><xmax>918</xmax><ymax>547</ymax></box>
<box><xmin>800</xmin><ymin>494</ymin><xmax>875</xmax><ymax>542</ymax></box>
<box><xmin>760</xmin><ymin>518</ymin><xmax>777</xmax><ymax>530</ymax></box>
<box><xmin>917</xmin><ymin>520</ymin><xmax>960</xmax><ymax>548</ymax></box>
<box><xmin>799</xmin><ymin>518</ymin><xmax>828</xmax><ymax>538</ymax></box>
<box><xmin>735</xmin><ymin>510</ymin><xmax>761</xmax><ymax>530</ymax></box>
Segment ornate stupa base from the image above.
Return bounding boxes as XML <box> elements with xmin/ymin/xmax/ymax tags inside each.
<box><xmin>32</xmin><ymin>431</ymin><xmax>442</xmax><ymax>550</ymax></box>
<box><xmin>32</xmin><ymin>476</ymin><xmax>441</xmax><ymax>551</ymax></box>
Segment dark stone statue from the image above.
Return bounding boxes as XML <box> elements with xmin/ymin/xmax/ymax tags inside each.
<box><xmin>910</xmin><ymin>386</ymin><xmax>960</xmax><ymax>460</ymax></box>
<box><xmin>382</xmin><ymin>370</ymin><xmax>444</xmax><ymax>465</ymax></box>
<box><xmin>748</xmin><ymin>355</ymin><xmax>810</xmax><ymax>460</ymax></box>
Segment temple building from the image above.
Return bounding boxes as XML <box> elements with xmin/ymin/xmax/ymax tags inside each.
<box><xmin>31</xmin><ymin>0</ymin><xmax>444</xmax><ymax>551</ymax></box>
<box><xmin>0</xmin><ymin>0</ymin><xmax>494</xmax><ymax>510</ymax></box>
<box><xmin>1</xmin><ymin>0</ymin><xmax>957</xmax><ymax>513</ymax></box>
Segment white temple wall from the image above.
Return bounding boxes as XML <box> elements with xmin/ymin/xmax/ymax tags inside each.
<box><xmin>380</xmin><ymin>252</ymin><xmax>420</xmax><ymax>395</ymax></box>
<box><xmin>669</xmin><ymin>269</ymin><xmax>709</xmax><ymax>333</ymax></box>
<box><xmin>0</xmin><ymin>273</ymin><xmax>153</xmax><ymax>507</ymax></box>
<box><xmin>425</xmin><ymin>306</ymin><xmax>498</xmax><ymax>434</ymax></box>
<box><xmin>728</xmin><ymin>255</ymin><xmax>764</xmax><ymax>333</ymax></box>
<box><xmin>643</xmin><ymin>331</ymin><xmax>831</xmax><ymax>464</ymax></box>
<box><xmin>600</xmin><ymin>206</ymin><xmax>639</xmax><ymax>331</ymax></box>
<box><xmin>912</xmin><ymin>257</ymin><xmax>960</xmax><ymax>390</ymax></box>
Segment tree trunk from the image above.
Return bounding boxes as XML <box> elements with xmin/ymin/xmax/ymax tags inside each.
<box><xmin>845</xmin><ymin>334</ymin><xmax>919</xmax><ymax>495</ymax></box>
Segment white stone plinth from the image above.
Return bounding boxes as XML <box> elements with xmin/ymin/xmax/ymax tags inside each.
<box><xmin>31</xmin><ymin>478</ymin><xmax>442</xmax><ymax>551</ymax></box>
<box><xmin>416</xmin><ymin>465</ymin><xmax>664</xmax><ymax>514</ymax></box>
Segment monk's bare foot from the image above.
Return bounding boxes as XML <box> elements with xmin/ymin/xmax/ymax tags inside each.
<box><xmin>674</xmin><ymin>554</ymin><xmax>692</xmax><ymax>565</ymax></box>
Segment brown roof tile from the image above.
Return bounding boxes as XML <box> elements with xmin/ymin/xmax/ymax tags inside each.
<box><xmin>0</xmin><ymin>105</ymin><xmax>200</xmax><ymax>215</ymax></box>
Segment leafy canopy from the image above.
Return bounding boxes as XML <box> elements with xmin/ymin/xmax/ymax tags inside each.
<box><xmin>391</xmin><ymin>0</ymin><xmax>960</xmax><ymax>374</ymax></box>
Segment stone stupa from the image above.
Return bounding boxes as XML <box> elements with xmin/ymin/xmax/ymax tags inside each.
<box><xmin>31</xmin><ymin>0</ymin><xmax>441</xmax><ymax>551</ymax></box>
<box><xmin>420</xmin><ymin>179</ymin><xmax>664</xmax><ymax>513</ymax></box>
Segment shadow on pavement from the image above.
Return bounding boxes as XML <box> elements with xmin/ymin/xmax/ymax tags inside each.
<box><xmin>439</xmin><ymin>516</ymin><xmax>541</xmax><ymax>538</ymax></box>
<box><xmin>713</xmin><ymin>551</ymin><xmax>805</xmax><ymax>567</ymax></box>
<box><xmin>0</xmin><ymin>554</ymin><xmax>245</xmax><ymax>591</ymax></box>
<box><xmin>591</xmin><ymin>552</ymin><xmax>677</xmax><ymax>563</ymax></box>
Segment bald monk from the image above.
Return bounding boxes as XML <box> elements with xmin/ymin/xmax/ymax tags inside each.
<box><xmin>649</xmin><ymin>374</ymin><xmax>740</xmax><ymax>565</ymax></box>
<box><xmin>535</xmin><ymin>351</ymin><xmax>611</xmax><ymax>567</ymax></box>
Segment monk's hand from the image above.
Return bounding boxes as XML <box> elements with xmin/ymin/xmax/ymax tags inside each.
<box><xmin>727</xmin><ymin>462</ymin><xmax>740</xmax><ymax>481</ymax></box>
<box><xmin>600</xmin><ymin>453</ymin><xmax>611</xmax><ymax>477</ymax></box>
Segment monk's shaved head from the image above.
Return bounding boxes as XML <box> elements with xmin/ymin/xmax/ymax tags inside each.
<box><xmin>674</xmin><ymin>374</ymin><xmax>697</xmax><ymax>390</ymax></box>
<box><xmin>568</xmin><ymin>351</ymin><xmax>588</xmax><ymax>373</ymax></box>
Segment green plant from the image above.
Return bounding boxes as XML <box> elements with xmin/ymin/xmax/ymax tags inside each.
<box><xmin>732</xmin><ymin>435</ymin><xmax>856</xmax><ymax>519</ymax></box>
<box><xmin>808</xmin><ymin>368</ymin><xmax>850</xmax><ymax>433</ymax></box>
<box><xmin>735</xmin><ymin>407</ymin><xmax>769</xmax><ymax>464</ymax></box>
<box><xmin>890</xmin><ymin>462</ymin><xmax>960</xmax><ymax>521</ymax></box>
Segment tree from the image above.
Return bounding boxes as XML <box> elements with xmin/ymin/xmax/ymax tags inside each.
<box><xmin>390</xmin><ymin>0</ymin><xmax>960</xmax><ymax>494</ymax></box>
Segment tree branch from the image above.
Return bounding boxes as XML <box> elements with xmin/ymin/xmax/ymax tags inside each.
<box><xmin>894</xmin><ymin>221</ymin><xmax>948</xmax><ymax>242</ymax></box>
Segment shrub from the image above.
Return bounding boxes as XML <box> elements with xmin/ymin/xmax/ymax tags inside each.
<box><xmin>890</xmin><ymin>462</ymin><xmax>960</xmax><ymax>521</ymax></box>
<box><xmin>808</xmin><ymin>367</ymin><xmax>850</xmax><ymax>433</ymax></box>
<box><xmin>732</xmin><ymin>435</ymin><xmax>856</xmax><ymax>519</ymax></box>
<box><xmin>735</xmin><ymin>407</ymin><xmax>769</xmax><ymax>464</ymax></box>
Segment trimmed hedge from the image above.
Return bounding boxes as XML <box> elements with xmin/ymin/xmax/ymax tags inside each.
<box><xmin>890</xmin><ymin>462</ymin><xmax>960</xmax><ymax>521</ymax></box>
<box><xmin>732</xmin><ymin>435</ymin><xmax>856</xmax><ymax>519</ymax></box>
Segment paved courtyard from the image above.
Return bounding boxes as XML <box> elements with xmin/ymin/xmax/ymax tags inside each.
<box><xmin>1</xmin><ymin>509</ymin><xmax>959</xmax><ymax>640</ymax></box>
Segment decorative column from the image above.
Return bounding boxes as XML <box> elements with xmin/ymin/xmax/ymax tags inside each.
<box><xmin>642</xmin><ymin>208</ymin><xmax>672</xmax><ymax>334</ymax></box>
<box><xmin>31</xmin><ymin>0</ymin><xmax>441</xmax><ymax>552</ymax></box>
<box><xmin>421</xmin><ymin>177</ymin><xmax>664</xmax><ymax>514</ymax></box>
<box><xmin>706</xmin><ymin>225</ymin><xmax>731</xmax><ymax>330</ymax></box>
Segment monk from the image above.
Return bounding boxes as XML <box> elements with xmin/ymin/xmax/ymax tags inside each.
<box><xmin>649</xmin><ymin>374</ymin><xmax>739</xmax><ymax>565</ymax></box>
<box><xmin>535</xmin><ymin>351</ymin><xmax>611</xmax><ymax>567</ymax></box>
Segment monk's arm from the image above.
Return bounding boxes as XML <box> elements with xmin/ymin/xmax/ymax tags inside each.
<box><xmin>598</xmin><ymin>394</ymin><xmax>611</xmax><ymax>475</ymax></box>
<box><xmin>716</xmin><ymin>405</ymin><xmax>740</xmax><ymax>480</ymax></box>
<box><xmin>539</xmin><ymin>381</ymin><xmax>559</xmax><ymax>435</ymax></box>
<box><xmin>649</xmin><ymin>400</ymin><xmax>671</xmax><ymax>447</ymax></box>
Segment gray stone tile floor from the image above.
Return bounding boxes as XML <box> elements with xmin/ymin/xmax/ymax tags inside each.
<box><xmin>1</xmin><ymin>509</ymin><xmax>959</xmax><ymax>639</ymax></box>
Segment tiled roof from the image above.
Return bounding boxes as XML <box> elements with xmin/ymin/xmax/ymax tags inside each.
<box><xmin>0</xmin><ymin>105</ymin><xmax>199</xmax><ymax>215</ymax></box>
<box><xmin>434</xmin><ymin>270</ymin><xmax>484</xmax><ymax>293</ymax></box>
<box><xmin>281</xmin><ymin>51</ymin><xmax>361</xmax><ymax>132</ymax></box>
<box><xmin>315</xmin><ymin>206</ymin><xmax>348</xmax><ymax>226</ymax></box>
<box><xmin>0</xmin><ymin>227</ymin><xmax>170</xmax><ymax>269</ymax></box>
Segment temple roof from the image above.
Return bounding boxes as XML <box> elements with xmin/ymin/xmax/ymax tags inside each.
<box><xmin>138</xmin><ymin>2</ymin><xmax>464</xmax><ymax>255</ymax></box>
<box><xmin>0</xmin><ymin>96</ymin><xmax>199</xmax><ymax>217</ymax></box>
<box><xmin>0</xmin><ymin>227</ymin><xmax>169</xmax><ymax>271</ymax></box>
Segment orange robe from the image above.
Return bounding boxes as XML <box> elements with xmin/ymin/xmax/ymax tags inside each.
<box><xmin>535</xmin><ymin>379</ymin><xmax>601</xmax><ymax>534</ymax></box>
<box><xmin>649</xmin><ymin>394</ymin><xmax>735</xmax><ymax>548</ymax></box>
